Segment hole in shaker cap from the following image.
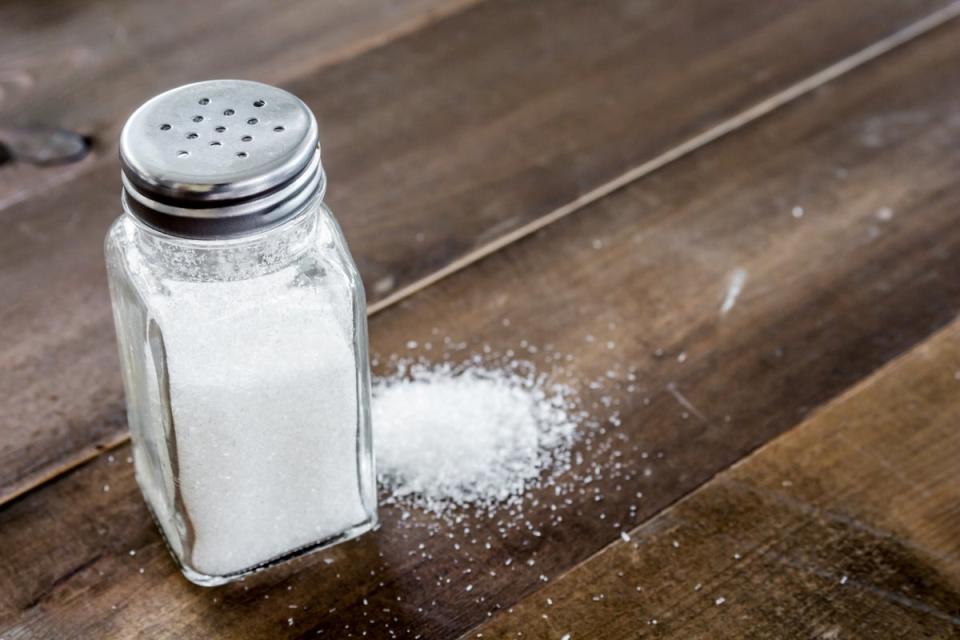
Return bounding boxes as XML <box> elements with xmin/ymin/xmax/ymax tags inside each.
<box><xmin>215</xmin><ymin>126</ymin><xmax>227</xmax><ymax>133</ymax></box>
<box><xmin>247</xmin><ymin>118</ymin><xmax>258</xmax><ymax>125</ymax></box>
<box><xmin>177</xmin><ymin>150</ymin><xmax>189</xmax><ymax>158</ymax></box>
<box><xmin>253</xmin><ymin>100</ymin><xmax>265</xmax><ymax>107</ymax></box>
<box><xmin>241</xmin><ymin>135</ymin><xmax>253</xmax><ymax>142</ymax></box>
<box><xmin>198</xmin><ymin>97</ymin><xmax>210</xmax><ymax>105</ymax></box>
<box><xmin>236</xmin><ymin>151</ymin><xmax>248</xmax><ymax>158</ymax></box>
<box><xmin>210</xmin><ymin>141</ymin><xmax>222</xmax><ymax>147</ymax></box>
<box><xmin>192</xmin><ymin>115</ymin><xmax>203</xmax><ymax>123</ymax></box>
<box><xmin>160</xmin><ymin>123</ymin><xmax>171</xmax><ymax>131</ymax></box>
<box><xmin>186</xmin><ymin>132</ymin><xmax>198</xmax><ymax>140</ymax></box>
<box><xmin>273</xmin><ymin>126</ymin><xmax>285</xmax><ymax>132</ymax></box>
<box><xmin>223</xmin><ymin>108</ymin><xmax>235</xmax><ymax>116</ymax></box>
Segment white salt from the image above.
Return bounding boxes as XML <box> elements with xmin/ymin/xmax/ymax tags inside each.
<box><xmin>147</xmin><ymin>267</ymin><xmax>368</xmax><ymax>577</ymax></box>
<box><xmin>876</xmin><ymin>206</ymin><xmax>894</xmax><ymax>221</ymax></box>
<box><xmin>373</xmin><ymin>362</ymin><xmax>577</xmax><ymax>514</ymax></box>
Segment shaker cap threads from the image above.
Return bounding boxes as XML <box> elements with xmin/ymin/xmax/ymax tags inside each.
<box><xmin>119</xmin><ymin>80</ymin><xmax>323</xmax><ymax>239</ymax></box>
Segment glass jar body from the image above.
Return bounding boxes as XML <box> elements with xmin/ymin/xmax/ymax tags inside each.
<box><xmin>104</xmin><ymin>198</ymin><xmax>377</xmax><ymax>586</ymax></box>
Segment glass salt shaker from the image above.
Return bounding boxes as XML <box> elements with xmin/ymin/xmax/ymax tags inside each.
<box><xmin>105</xmin><ymin>80</ymin><xmax>377</xmax><ymax>586</ymax></box>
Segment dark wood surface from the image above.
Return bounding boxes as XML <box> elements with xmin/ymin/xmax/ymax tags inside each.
<box><xmin>471</xmin><ymin>319</ymin><xmax>960</xmax><ymax>639</ymax></box>
<box><xmin>0</xmin><ymin>0</ymin><xmax>473</xmax><ymax>503</ymax></box>
<box><xmin>0</xmin><ymin>0</ymin><xmax>472</xmax><ymax>203</ymax></box>
<box><xmin>3</xmin><ymin>7</ymin><xmax>960</xmax><ymax>637</ymax></box>
<box><xmin>1</xmin><ymin>0</ymin><xmax>955</xmax><ymax>504</ymax></box>
<box><xmin>0</xmin><ymin>0</ymin><xmax>472</xmax><ymax>261</ymax></box>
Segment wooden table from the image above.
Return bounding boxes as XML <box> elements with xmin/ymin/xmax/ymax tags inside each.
<box><xmin>2</xmin><ymin>1</ymin><xmax>959</xmax><ymax>637</ymax></box>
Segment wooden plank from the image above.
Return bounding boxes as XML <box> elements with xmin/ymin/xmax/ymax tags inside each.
<box><xmin>0</xmin><ymin>0</ymin><xmax>477</xmax><ymax>208</ymax></box>
<box><xmin>0</xmin><ymin>0</ymin><xmax>477</xmax><ymax>501</ymax></box>
<box><xmin>0</xmin><ymin>1</ymin><xmax>956</xmax><ymax>507</ymax></box>
<box><xmin>3</xmin><ymin>16</ymin><xmax>960</xmax><ymax>639</ymax></box>
<box><xmin>469</xmin><ymin>320</ymin><xmax>960</xmax><ymax>639</ymax></box>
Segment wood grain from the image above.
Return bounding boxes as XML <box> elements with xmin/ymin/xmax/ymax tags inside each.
<box><xmin>1</xmin><ymin>0</ymin><xmax>955</xmax><ymax>507</ymax></box>
<box><xmin>3</xmin><ymin>16</ymin><xmax>960</xmax><ymax>639</ymax></box>
<box><xmin>469</xmin><ymin>320</ymin><xmax>960</xmax><ymax>639</ymax></box>
<box><xmin>0</xmin><ymin>0</ymin><xmax>476</xmax><ymax>502</ymax></box>
<box><xmin>0</xmin><ymin>0</ymin><xmax>476</xmax><ymax>207</ymax></box>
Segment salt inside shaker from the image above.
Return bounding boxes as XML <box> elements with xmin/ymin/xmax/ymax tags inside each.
<box><xmin>105</xmin><ymin>80</ymin><xmax>377</xmax><ymax>586</ymax></box>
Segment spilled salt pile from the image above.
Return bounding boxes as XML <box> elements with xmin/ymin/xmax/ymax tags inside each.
<box><xmin>373</xmin><ymin>362</ymin><xmax>578</xmax><ymax>514</ymax></box>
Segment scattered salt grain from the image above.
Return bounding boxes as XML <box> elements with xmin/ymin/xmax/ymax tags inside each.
<box><xmin>791</xmin><ymin>205</ymin><xmax>805</xmax><ymax>219</ymax></box>
<box><xmin>715</xmin><ymin>596</ymin><xmax>726</xmax><ymax>606</ymax></box>
<box><xmin>620</xmin><ymin>531</ymin><xmax>631</xmax><ymax>542</ymax></box>
<box><xmin>719</xmin><ymin>268</ymin><xmax>747</xmax><ymax>315</ymax></box>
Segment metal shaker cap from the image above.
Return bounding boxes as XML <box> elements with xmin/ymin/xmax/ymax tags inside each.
<box><xmin>119</xmin><ymin>80</ymin><xmax>323</xmax><ymax>238</ymax></box>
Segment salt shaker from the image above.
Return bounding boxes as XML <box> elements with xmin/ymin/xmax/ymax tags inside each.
<box><xmin>105</xmin><ymin>80</ymin><xmax>377</xmax><ymax>586</ymax></box>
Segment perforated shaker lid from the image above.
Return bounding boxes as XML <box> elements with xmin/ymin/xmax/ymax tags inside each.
<box><xmin>119</xmin><ymin>80</ymin><xmax>323</xmax><ymax>238</ymax></box>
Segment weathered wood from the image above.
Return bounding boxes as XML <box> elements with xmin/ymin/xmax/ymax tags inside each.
<box><xmin>1</xmin><ymin>0</ymin><xmax>956</xmax><ymax>506</ymax></box>
<box><xmin>470</xmin><ymin>321</ymin><xmax>960</xmax><ymax>639</ymax></box>
<box><xmin>0</xmin><ymin>126</ymin><xmax>90</xmax><ymax>166</ymax></box>
<box><xmin>0</xmin><ymin>0</ymin><xmax>476</xmax><ymax>503</ymax></box>
<box><xmin>0</xmin><ymin>0</ymin><xmax>477</xmax><ymax>206</ymax></box>
<box><xmin>3</xmin><ymin>16</ymin><xmax>960</xmax><ymax>639</ymax></box>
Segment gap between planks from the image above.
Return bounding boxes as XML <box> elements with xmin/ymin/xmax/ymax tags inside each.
<box><xmin>367</xmin><ymin>0</ymin><xmax>960</xmax><ymax>313</ymax></box>
<box><xmin>262</xmin><ymin>0</ymin><xmax>485</xmax><ymax>90</ymax></box>
<box><xmin>456</xmin><ymin>305</ymin><xmax>960</xmax><ymax>640</ymax></box>
<box><xmin>0</xmin><ymin>0</ymin><xmax>485</xmax><ymax>216</ymax></box>
<box><xmin>4</xmin><ymin>2</ymin><xmax>960</xmax><ymax>509</ymax></box>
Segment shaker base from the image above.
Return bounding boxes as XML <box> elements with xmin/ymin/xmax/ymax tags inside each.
<box><xmin>156</xmin><ymin>508</ymin><xmax>379</xmax><ymax>587</ymax></box>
